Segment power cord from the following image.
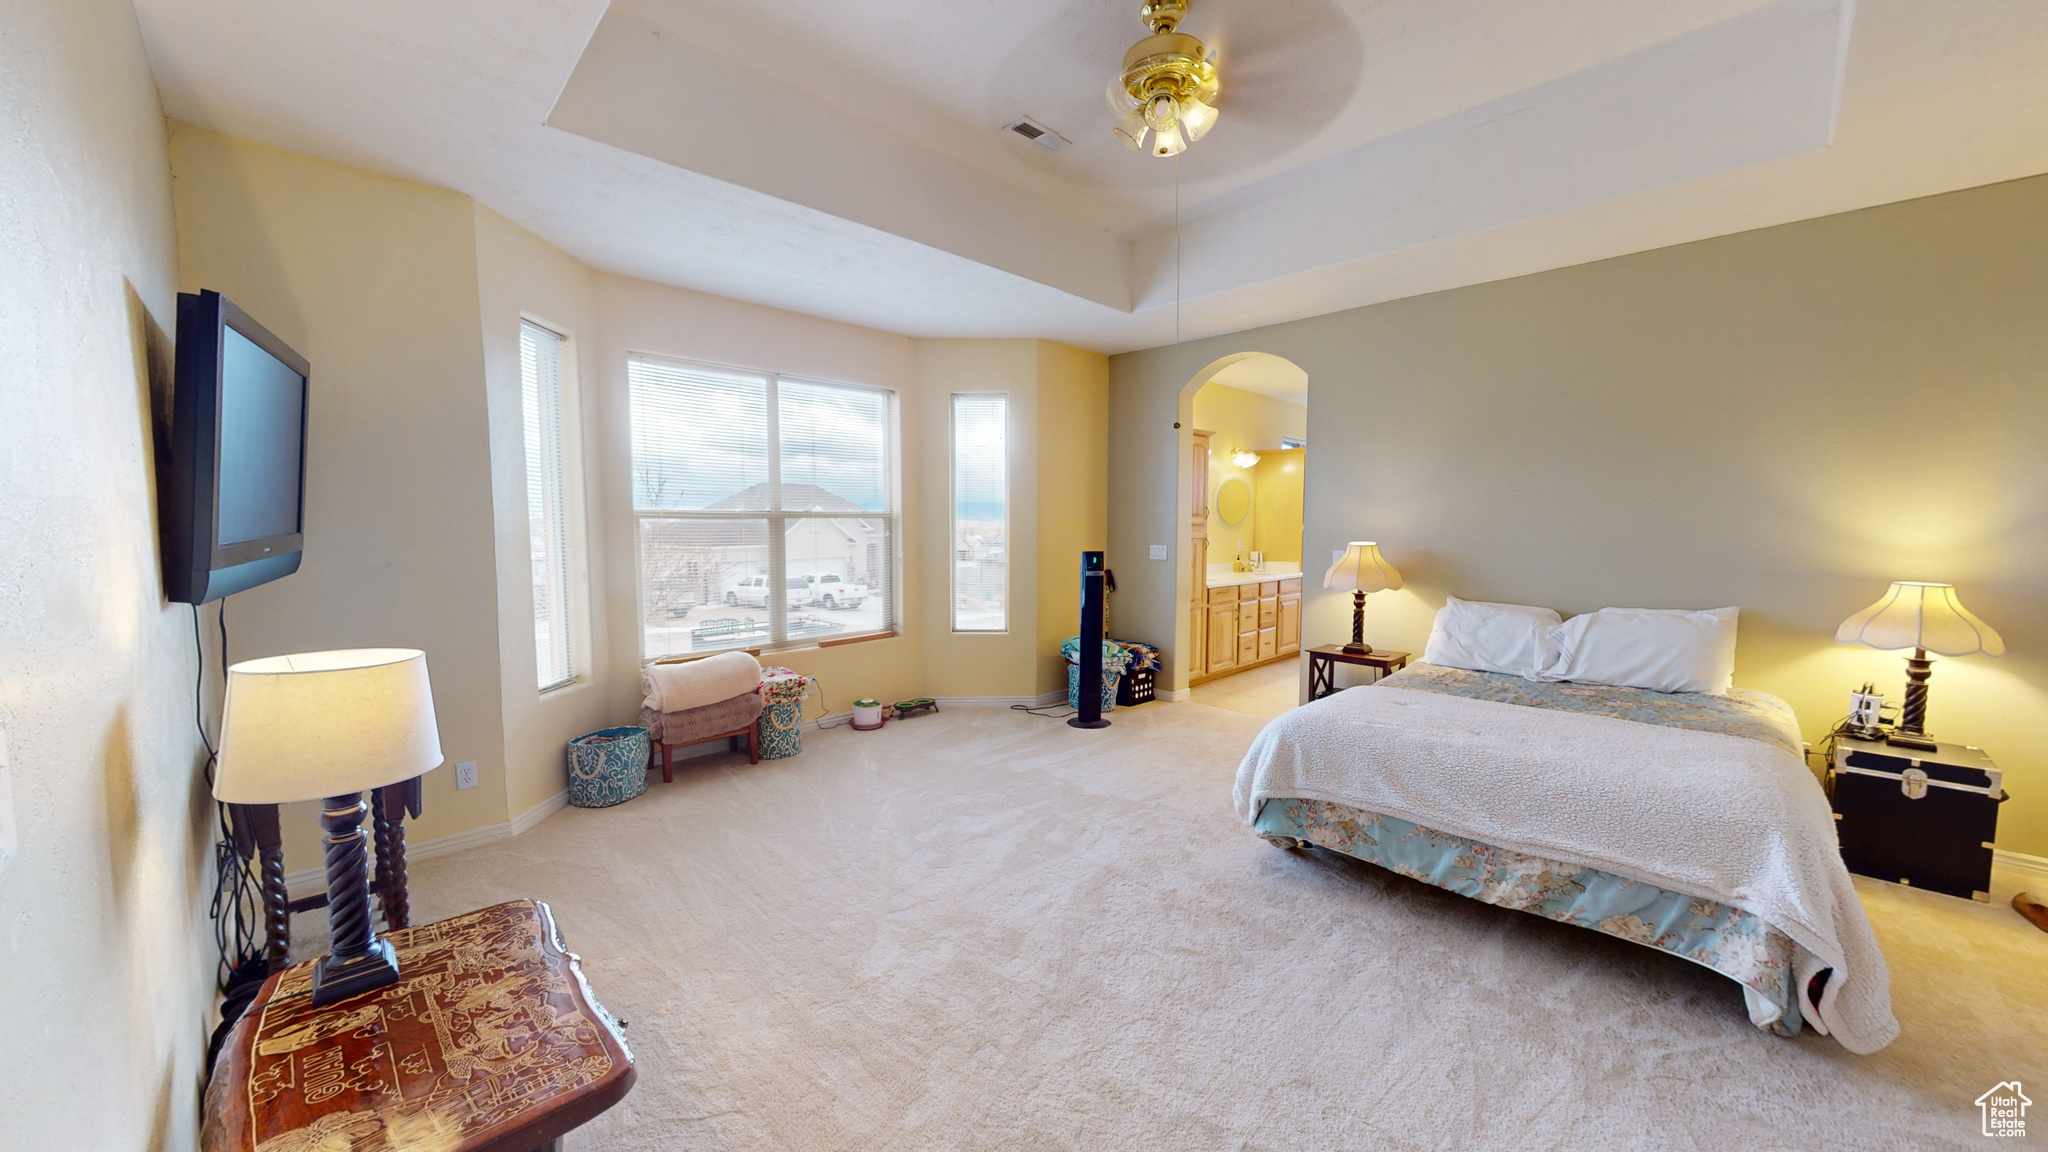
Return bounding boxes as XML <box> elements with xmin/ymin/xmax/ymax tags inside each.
<box><xmin>1011</xmin><ymin>701</ymin><xmax>1078</xmax><ymax>720</ymax></box>
<box><xmin>199</xmin><ymin>599</ymin><xmax>268</xmax><ymax>1074</ymax></box>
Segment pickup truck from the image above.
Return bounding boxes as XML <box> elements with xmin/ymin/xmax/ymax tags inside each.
<box><xmin>799</xmin><ymin>573</ymin><xmax>868</xmax><ymax>610</ymax></box>
<box><xmin>722</xmin><ymin>575</ymin><xmax>810</xmax><ymax>610</ymax></box>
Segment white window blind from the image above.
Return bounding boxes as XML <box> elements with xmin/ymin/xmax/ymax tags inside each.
<box><xmin>630</xmin><ymin>355</ymin><xmax>896</xmax><ymax>659</ymax></box>
<box><xmin>951</xmin><ymin>394</ymin><xmax>1007</xmax><ymax>632</ymax></box>
<box><xmin>520</xmin><ymin>321</ymin><xmax>575</xmax><ymax>690</ymax></box>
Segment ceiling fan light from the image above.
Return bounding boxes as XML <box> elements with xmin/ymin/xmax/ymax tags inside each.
<box><xmin>1151</xmin><ymin>121</ymin><xmax>1187</xmax><ymax>157</ymax></box>
<box><xmin>1143</xmin><ymin>91</ymin><xmax>1181</xmax><ymax>133</ymax></box>
<box><xmin>1179</xmin><ymin>94</ymin><xmax>1218</xmax><ymax>142</ymax></box>
<box><xmin>1113</xmin><ymin>108</ymin><xmax>1148</xmax><ymax>151</ymax></box>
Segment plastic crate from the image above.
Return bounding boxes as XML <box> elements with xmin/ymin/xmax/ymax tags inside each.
<box><xmin>1117</xmin><ymin>667</ymin><xmax>1156</xmax><ymax>707</ymax></box>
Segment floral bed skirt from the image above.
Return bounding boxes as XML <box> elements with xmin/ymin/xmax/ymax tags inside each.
<box><xmin>1254</xmin><ymin>796</ymin><xmax>1803</xmax><ymax>1036</ymax></box>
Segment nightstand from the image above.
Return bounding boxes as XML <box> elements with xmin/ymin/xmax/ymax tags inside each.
<box><xmin>1830</xmin><ymin>735</ymin><xmax>2007</xmax><ymax>902</ymax></box>
<box><xmin>1307</xmin><ymin>646</ymin><xmax>1409</xmax><ymax>701</ymax></box>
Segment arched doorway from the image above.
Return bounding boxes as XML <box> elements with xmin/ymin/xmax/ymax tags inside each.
<box><xmin>1174</xmin><ymin>352</ymin><xmax>1310</xmax><ymax>691</ymax></box>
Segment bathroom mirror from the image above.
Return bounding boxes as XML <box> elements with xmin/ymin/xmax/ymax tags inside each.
<box><xmin>1215</xmin><ymin>477</ymin><xmax>1251</xmax><ymax>527</ymax></box>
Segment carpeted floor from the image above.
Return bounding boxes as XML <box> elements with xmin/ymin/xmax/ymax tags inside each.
<box><xmin>386</xmin><ymin>700</ymin><xmax>2044</xmax><ymax>1150</ymax></box>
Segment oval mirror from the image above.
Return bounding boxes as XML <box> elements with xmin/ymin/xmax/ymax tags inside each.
<box><xmin>1215</xmin><ymin>477</ymin><xmax>1251</xmax><ymax>526</ymax></box>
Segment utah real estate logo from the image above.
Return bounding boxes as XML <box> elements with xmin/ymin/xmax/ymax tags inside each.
<box><xmin>1977</xmin><ymin>1081</ymin><xmax>2030</xmax><ymax>1138</ymax></box>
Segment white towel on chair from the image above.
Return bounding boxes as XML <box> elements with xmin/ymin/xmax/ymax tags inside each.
<box><xmin>641</xmin><ymin>652</ymin><xmax>763</xmax><ymax>714</ymax></box>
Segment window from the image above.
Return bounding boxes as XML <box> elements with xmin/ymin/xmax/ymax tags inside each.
<box><xmin>520</xmin><ymin>320</ymin><xmax>575</xmax><ymax>691</ymax></box>
<box><xmin>951</xmin><ymin>394</ymin><xmax>1007</xmax><ymax>632</ymax></box>
<box><xmin>630</xmin><ymin>355</ymin><xmax>896</xmax><ymax>659</ymax></box>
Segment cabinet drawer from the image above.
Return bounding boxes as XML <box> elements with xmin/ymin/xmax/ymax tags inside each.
<box><xmin>1238</xmin><ymin>602</ymin><xmax>1259</xmax><ymax>632</ymax></box>
<box><xmin>1259</xmin><ymin>581</ymin><xmax>1279</xmax><ymax>598</ymax></box>
<box><xmin>1207</xmin><ymin>584</ymin><xmax>1238</xmax><ymax>605</ymax></box>
<box><xmin>1257</xmin><ymin>627</ymin><xmax>1277</xmax><ymax>660</ymax></box>
<box><xmin>1259</xmin><ymin>597</ymin><xmax>1277</xmax><ymax>626</ymax></box>
<box><xmin>1280</xmin><ymin>577</ymin><xmax>1301</xmax><ymax>594</ymax></box>
<box><xmin>1237</xmin><ymin>634</ymin><xmax>1257</xmax><ymax>664</ymax></box>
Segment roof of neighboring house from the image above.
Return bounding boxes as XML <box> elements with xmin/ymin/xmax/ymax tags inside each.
<box><xmin>705</xmin><ymin>483</ymin><xmax>880</xmax><ymax>515</ymax></box>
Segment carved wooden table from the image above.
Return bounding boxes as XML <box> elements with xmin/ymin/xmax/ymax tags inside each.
<box><xmin>203</xmin><ymin>900</ymin><xmax>634</xmax><ymax>1152</ymax></box>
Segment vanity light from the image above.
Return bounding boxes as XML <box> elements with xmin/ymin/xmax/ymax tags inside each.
<box><xmin>1231</xmin><ymin>448</ymin><xmax>1261</xmax><ymax>468</ymax></box>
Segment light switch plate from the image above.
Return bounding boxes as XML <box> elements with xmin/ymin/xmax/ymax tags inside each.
<box><xmin>0</xmin><ymin>724</ymin><xmax>15</xmax><ymax>870</ymax></box>
<box><xmin>455</xmin><ymin>760</ymin><xmax>478</xmax><ymax>790</ymax></box>
<box><xmin>1149</xmin><ymin>544</ymin><xmax>1167</xmax><ymax>560</ymax></box>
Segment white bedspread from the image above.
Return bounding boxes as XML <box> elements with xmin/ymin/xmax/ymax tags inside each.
<box><xmin>1234</xmin><ymin>686</ymin><xmax>1898</xmax><ymax>1053</ymax></box>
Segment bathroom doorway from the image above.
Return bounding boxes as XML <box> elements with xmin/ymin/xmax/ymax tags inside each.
<box><xmin>1186</xmin><ymin>354</ymin><xmax>1307</xmax><ymax>687</ymax></box>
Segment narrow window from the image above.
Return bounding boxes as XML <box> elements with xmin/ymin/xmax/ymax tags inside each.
<box><xmin>520</xmin><ymin>321</ymin><xmax>574</xmax><ymax>690</ymax></box>
<box><xmin>951</xmin><ymin>394</ymin><xmax>1008</xmax><ymax>632</ymax></box>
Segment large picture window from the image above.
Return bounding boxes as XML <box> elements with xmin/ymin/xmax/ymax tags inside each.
<box><xmin>630</xmin><ymin>355</ymin><xmax>897</xmax><ymax>659</ymax></box>
<box><xmin>951</xmin><ymin>393</ymin><xmax>1007</xmax><ymax>632</ymax></box>
<box><xmin>520</xmin><ymin>320</ymin><xmax>575</xmax><ymax>691</ymax></box>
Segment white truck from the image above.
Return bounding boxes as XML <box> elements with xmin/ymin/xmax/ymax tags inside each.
<box><xmin>799</xmin><ymin>573</ymin><xmax>868</xmax><ymax>610</ymax></box>
<box><xmin>722</xmin><ymin>574</ymin><xmax>809</xmax><ymax>610</ymax></box>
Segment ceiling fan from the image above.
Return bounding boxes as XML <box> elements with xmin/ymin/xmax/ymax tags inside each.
<box><xmin>1108</xmin><ymin>0</ymin><xmax>1220</xmax><ymax>157</ymax></box>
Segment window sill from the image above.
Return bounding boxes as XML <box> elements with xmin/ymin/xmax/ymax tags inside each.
<box><xmin>645</xmin><ymin>630</ymin><xmax>899</xmax><ymax>666</ymax></box>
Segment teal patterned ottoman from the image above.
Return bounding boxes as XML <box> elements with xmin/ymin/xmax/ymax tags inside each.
<box><xmin>566</xmin><ymin>726</ymin><xmax>651</xmax><ymax>808</ymax></box>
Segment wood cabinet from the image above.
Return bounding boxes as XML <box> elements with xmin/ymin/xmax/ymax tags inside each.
<box><xmin>1197</xmin><ymin>574</ymin><xmax>1304</xmax><ymax>681</ymax></box>
<box><xmin>1189</xmin><ymin>429</ymin><xmax>1212</xmax><ymax>680</ymax></box>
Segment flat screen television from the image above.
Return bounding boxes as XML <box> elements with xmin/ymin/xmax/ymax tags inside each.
<box><xmin>161</xmin><ymin>290</ymin><xmax>309</xmax><ymax>605</ymax></box>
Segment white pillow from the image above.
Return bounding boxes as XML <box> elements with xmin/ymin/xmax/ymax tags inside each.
<box><xmin>1422</xmin><ymin>597</ymin><xmax>1564</xmax><ymax>677</ymax></box>
<box><xmin>1535</xmin><ymin>607</ymin><xmax>1739</xmax><ymax>694</ymax></box>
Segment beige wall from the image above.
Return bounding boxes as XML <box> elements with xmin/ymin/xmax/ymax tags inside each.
<box><xmin>1192</xmin><ymin>383</ymin><xmax>1307</xmax><ymax>565</ymax></box>
<box><xmin>1036</xmin><ymin>342</ymin><xmax>1111</xmax><ymax>695</ymax></box>
<box><xmin>1111</xmin><ymin>173</ymin><xmax>2048</xmax><ymax>860</ymax></box>
<box><xmin>1252</xmin><ymin>448</ymin><xmax>1306</xmax><ymax>564</ymax></box>
<box><xmin>0</xmin><ymin>2</ymin><xmax>213</xmax><ymax>1147</ymax></box>
<box><xmin>473</xmin><ymin>205</ymin><xmax>611</xmax><ymax>820</ymax></box>
<box><xmin>169</xmin><ymin>127</ymin><xmax>510</xmax><ymax>867</ymax></box>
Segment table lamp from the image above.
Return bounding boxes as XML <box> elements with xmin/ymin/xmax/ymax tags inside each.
<box><xmin>1835</xmin><ymin>582</ymin><xmax>2003</xmax><ymax>753</ymax></box>
<box><xmin>1323</xmin><ymin>541</ymin><xmax>1401</xmax><ymax>655</ymax></box>
<box><xmin>215</xmin><ymin>649</ymin><xmax>443</xmax><ymax>1005</ymax></box>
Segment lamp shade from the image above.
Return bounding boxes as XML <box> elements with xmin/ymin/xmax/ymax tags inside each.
<box><xmin>1834</xmin><ymin>582</ymin><xmax>2005</xmax><ymax>657</ymax></box>
<box><xmin>1323</xmin><ymin>541</ymin><xmax>1402</xmax><ymax>593</ymax></box>
<box><xmin>214</xmin><ymin>648</ymin><xmax>444</xmax><ymax>804</ymax></box>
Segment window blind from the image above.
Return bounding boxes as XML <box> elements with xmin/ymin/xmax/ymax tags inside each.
<box><xmin>520</xmin><ymin>321</ymin><xmax>574</xmax><ymax>690</ymax></box>
<box><xmin>629</xmin><ymin>355</ymin><xmax>897</xmax><ymax>659</ymax></box>
<box><xmin>951</xmin><ymin>394</ymin><xmax>1007</xmax><ymax>632</ymax></box>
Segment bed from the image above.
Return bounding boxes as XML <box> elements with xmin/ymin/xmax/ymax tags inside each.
<box><xmin>1235</xmin><ymin>661</ymin><xmax>1898</xmax><ymax>1052</ymax></box>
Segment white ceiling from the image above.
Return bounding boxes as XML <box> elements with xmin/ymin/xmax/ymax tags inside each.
<box><xmin>132</xmin><ymin>0</ymin><xmax>2048</xmax><ymax>354</ymax></box>
<box><xmin>1205</xmin><ymin>355</ymin><xmax>1310</xmax><ymax>408</ymax></box>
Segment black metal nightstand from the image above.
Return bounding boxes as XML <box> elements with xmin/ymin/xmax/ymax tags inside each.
<box><xmin>1830</xmin><ymin>734</ymin><xmax>2007</xmax><ymax>902</ymax></box>
<box><xmin>1307</xmin><ymin>646</ymin><xmax>1409</xmax><ymax>701</ymax></box>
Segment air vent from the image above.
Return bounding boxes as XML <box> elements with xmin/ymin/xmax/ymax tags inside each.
<box><xmin>1002</xmin><ymin>117</ymin><xmax>1070</xmax><ymax>151</ymax></box>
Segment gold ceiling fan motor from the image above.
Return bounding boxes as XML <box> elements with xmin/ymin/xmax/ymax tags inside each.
<box><xmin>1109</xmin><ymin>0</ymin><xmax>1220</xmax><ymax>157</ymax></box>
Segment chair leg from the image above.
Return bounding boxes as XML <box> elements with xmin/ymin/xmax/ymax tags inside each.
<box><xmin>747</xmin><ymin>729</ymin><xmax>759</xmax><ymax>765</ymax></box>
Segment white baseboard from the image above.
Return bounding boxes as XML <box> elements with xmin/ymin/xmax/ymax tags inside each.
<box><xmin>1995</xmin><ymin>849</ymin><xmax>2048</xmax><ymax>885</ymax></box>
<box><xmin>1157</xmin><ymin>687</ymin><xmax>1193</xmax><ymax>703</ymax></box>
<box><xmin>511</xmin><ymin>790</ymin><xmax>568</xmax><ymax>837</ymax></box>
<box><xmin>932</xmin><ymin>694</ymin><xmax>1058</xmax><ymax>708</ymax></box>
<box><xmin>283</xmin><ymin>818</ymin><xmax>516</xmax><ymax>895</ymax></box>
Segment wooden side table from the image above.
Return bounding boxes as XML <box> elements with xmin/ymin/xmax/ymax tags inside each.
<box><xmin>1307</xmin><ymin>646</ymin><xmax>1410</xmax><ymax>701</ymax></box>
<box><xmin>203</xmin><ymin>899</ymin><xmax>634</xmax><ymax>1152</ymax></box>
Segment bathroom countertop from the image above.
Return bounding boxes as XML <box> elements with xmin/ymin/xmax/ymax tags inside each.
<box><xmin>1205</xmin><ymin>565</ymin><xmax>1302</xmax><ymax>590</ymax></box>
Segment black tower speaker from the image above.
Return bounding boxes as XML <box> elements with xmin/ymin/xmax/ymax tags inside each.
<box><xmin>1069</xmin><ymin>551</ymin><xmax>1111</xmax><ymax>729</ymax></box>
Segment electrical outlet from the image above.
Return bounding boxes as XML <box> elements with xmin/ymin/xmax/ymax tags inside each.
<box><xmin>1149</xmin><ymin>544</ymin><xmax>1167</xmax><ymax>560</ymax></box>
<box><xmin>455</xmin><ymin>760</ymin><xmax>478</xmax><ymax>790</ymax></box>
<box><xmin>0</xmin><ymin>724</ymin><xmax>14</xmax><ymax>871</ymax></box>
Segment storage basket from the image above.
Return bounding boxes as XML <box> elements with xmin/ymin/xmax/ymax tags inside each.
<box><xmin>755</xmin><ymin>666</ymin><xmax>815</xmax><ymax>760</ymax></box>
<box><xmin>1066</xmin><ymin>661</ymin><xmax>1120</xmax><ymax>713</ymax></box>
<box><xmin>566</xmin><ymin>726</ymin><xmax>651</xmax><ymax>809</ymax></box>
<box><xmin>1117</xmin><ymin>667</ymin><xmax>1156</xmax><ymax>707</ymax></box>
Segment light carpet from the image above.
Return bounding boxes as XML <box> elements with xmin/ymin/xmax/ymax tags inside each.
<box><xmin>371</xmin><ymin>700</ymin><xmax>2044</xmax><ymax>1150</ymax></box>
